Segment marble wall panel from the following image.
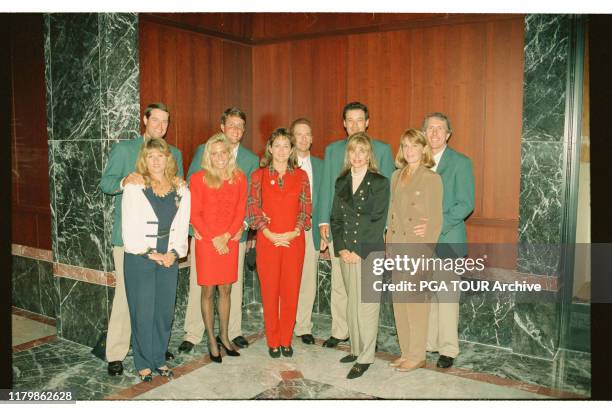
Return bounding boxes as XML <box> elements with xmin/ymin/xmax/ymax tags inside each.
<box><xmin>57</xmin><ymin>277</ymin><xmax>110</xmax><ymax>347</ymax></box>
<box><xmin>51</xmin><ymin>140</ymin><xmax>106</xmax><ymax>271</ymax></box>
<box><xmin>512</xmin><ymin>301</ymin><xmax>559</xmax><ymax>358</ymax></box>
<box><xmin>12</xmin><ymin>256</ymin><xmax>41</xmax><ymax>314</ymax></box>
<box><xmin>99</xmin><ymin>13</ymin><xmax>140</xmax><ymax>142</ymax></box>
<box><xmin>316</xmin><ymin>259</ymin><xmax>331</xmax><ymax>316</ymax></box>
<box><xmin>458</xmin><ymin>281</ymin><xmax>514</xmax><ymax>348</ymax></box>
<box><xmin>46</xmin><ymin>13</ymin><xmax>101</xmax><ymax>142</ymax></box>
<box><xmin>39</xmin><ymin>260</ymin><xmax>59</xmax><ymax>318</ymax></box>
<box><xmin>522</xmin><ymin>14</ymin><xmax>569</xmax><ymax>143</ymax></box>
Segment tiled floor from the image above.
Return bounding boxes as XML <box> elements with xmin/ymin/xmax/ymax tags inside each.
<box><xmin>11</xmin><ymin>306</ymin><xmax>591</xmax><ymax>400</ymax></box>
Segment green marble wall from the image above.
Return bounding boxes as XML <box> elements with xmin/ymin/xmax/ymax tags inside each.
<box><xmin>12</xmin><ymin>256</ymin><xmax>57</xmax><ymax>319</ymax></box>
<box><xmin>44</xmin><ymin>13</ymin><xmax>140</xmax><ymax>346</ymax></box>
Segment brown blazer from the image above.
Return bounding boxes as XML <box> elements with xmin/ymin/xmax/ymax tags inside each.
<box><xmin>386</xmin><ymin>165</ymin><xmax>443</xmax><ymax>249</ymax></box>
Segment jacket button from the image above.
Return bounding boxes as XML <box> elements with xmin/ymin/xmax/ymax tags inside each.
<box><xmin>353</xmin><ymin>240</ymin><xmax>357</xmax><ymax>243</ymax></box>
<box><xmin>411</xmin><ymin>202</ymin><xmax>415</xmax><ymax>206</ymax></box>
<box><xmin>356</xmin><ymin>222</ymin><xmax>359</xmax><ymax>225</ymax></box>
<box><xmin>392</xmin><ymin>230</ymin><xmax>395</xmax><ymax>234</ymax></box>
<box><xmin>354</xmin><ymin>231</ymin><xmax>357</xmax><ymax>234</ymax></box>
<box><xmin>408</xmin><ymin>218</ymin><xmax>412</xmax><ymax>221</ymax></box>
<box><xmin>357</xmin><ymin>213</ymin><xmax>360</xmax><ymax>217</ymax></box>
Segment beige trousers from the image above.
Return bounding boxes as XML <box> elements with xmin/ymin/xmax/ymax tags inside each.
<box><xmin>426</xmin><ymin>265</ymin><xmax>460</xmax><ymax>358</ymax></box>
<box><xmin>183</xmin><ymin>239</ymin><xmax>246</xmax><ymax>344</ymax></box>
<box><xmin>393</xmin><ymin>299</ymin><xmax>430</xmax><ymax>362</ymax></box>
<box><xmin>328</xmin><ymin>240</ymin><xmax>349</xmax><ymax>339</ymax></box>
<box><xmin>340</xmin><ymin>258</ymin><xmax>380</xmax><ymax>364</ymax></box>
<box><xmin>106</xmin><ymin>246</ymin><xmax>131</xmax><ymax>362</ymax></box>
<box><xmin>294</xmin><ymin>230</ymin><xmax>318</xmax><ymax>336</ymax></box>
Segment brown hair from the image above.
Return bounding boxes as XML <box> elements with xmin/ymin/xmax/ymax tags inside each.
<box><xmin>395</xmin><ymin>128</ymin><xmax>435</xmax><ymax>169</ymax></box>
<box><xmin>135</xmin><ymin>138</ymin><xmax>179</xmax><ymax>188</ymax></box>
<box><xmin>259</xmin><ymin>128</ymin><xmax>299</xmax><ymax>169</ymax></box>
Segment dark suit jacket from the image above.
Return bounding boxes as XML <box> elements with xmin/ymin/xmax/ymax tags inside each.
<box><xmin>330</xmin><ymin>170</ymin><xmax>390</xmax><ymax>259</ymax></box>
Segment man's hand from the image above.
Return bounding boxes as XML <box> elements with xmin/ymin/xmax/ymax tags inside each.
<box><xmin>148</xmin><ymin>252</ymin><xmax>164</xmax><ymax>265</ymax></box>
<box><xmin>193</xmin><ymin>228</ymin><xmax>202</xmax><ymax>240</ymax></box>
<box><xmin>161</xmin><ymin>252</ymin><xmax>177</xmax><ymax>267</ymax></box>
<box><xmin>123</xmin><ymin>172</ymin><xmax>145</xmax><ymax>187</ymax></box>
<box><xmin>319</xmin><ymin>224</ymin><xmax>330</xmax><ymax>250</ymax></box>
<box><xmin>413</xmin><ymin>218</ymin><xmax>428</xmax><ymax>238</ymax></box>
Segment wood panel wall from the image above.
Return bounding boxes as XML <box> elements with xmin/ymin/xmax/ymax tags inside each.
<box><xmin>251</xmin><ymin>17</ymin><xmax>524</xmax><ymax>248</ymax></box>
<box><xmin>140</xmin><ymin>14</ymin><xmax>524</xmax><ymax>256</ymax></box>
<box><xmin>139</xmin><ymin>16</ymin><xmax>252</xmax><ymax>176</ymax></box>
<box><xmin>10</xmin><ymin>14</ymin><xmax>52</xmax><ymax>249</ymax></box>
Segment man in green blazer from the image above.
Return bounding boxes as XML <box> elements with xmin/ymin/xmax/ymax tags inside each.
<box><xmin>421</xmin><ymin>112</ymin><xmax>475</xmax><ymax>369</ymax></box>
<box><xmin>100</xmin><ymin>102</ymin><xmax>184</xmax><ymax>376</ymax></box>
<box><xmin>289</xmin><ymin>118</ymin><xmax>324</xmax><ymax>345</ymax></box>
<box><xmin>178</xmin><ymin>107</ymin><xmax>259</xmax><ymax>353</ymax></box>
<box><xmin>318</xmin><ymin>102</ymin><xmax>395</xmax><ymax>348</ymax></box>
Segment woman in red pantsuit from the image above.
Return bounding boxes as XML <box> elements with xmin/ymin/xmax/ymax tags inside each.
<box><xmin>248</xmin><ymin>128</ymin><xmax>312</xmax><ymax>358</ymax></box>
<box><xmin>190</xmin><ymin>133</ymin><xmax>246</xmax><ymax>363</ymax></box>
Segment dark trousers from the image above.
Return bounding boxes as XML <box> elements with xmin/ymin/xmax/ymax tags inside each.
<box><xmin>124</xmin><ymin>253</ymin><xmax>178</xmax><ymax>371</ymax></box>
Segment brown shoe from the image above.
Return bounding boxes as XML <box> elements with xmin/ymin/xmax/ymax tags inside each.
<box><xmin>395</xmin><ymin>360</ymin><xmax>426</xmax><ymax>372</ymax></box>
<box><xmin>388</xmin><ymin>358</ymin><xmax>407</xmax><ymax>367</ymax></box>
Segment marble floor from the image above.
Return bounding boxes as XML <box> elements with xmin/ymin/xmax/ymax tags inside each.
<box><xmin>11</xmin><ymin>306</ymin><xmax>591</xmax><ymax>400</ymax></box>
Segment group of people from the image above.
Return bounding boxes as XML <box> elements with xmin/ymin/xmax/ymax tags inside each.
<box><xmin>100</xmin><ymin>101</ymin><xmax>474</xmax><ymax>382</ymax></box>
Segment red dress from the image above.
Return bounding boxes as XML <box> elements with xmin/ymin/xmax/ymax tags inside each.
<box><xmin>190</xmin><ymin>170</ymin><xmax>247</xmax><ymax>286</ymax></box>
<box><xmin>248</xmin><ymin>166</ymin><xmax>312</xmax><ymax>348</ymax></box>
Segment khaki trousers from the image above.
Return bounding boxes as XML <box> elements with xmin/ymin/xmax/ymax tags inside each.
<box><xmin>340</xmin><ymin>258</ymin><xmax>380</xmax><ymax>364</ymax></box>
<box><xmin>294</xmin><ymin>230</ymin><xmax>318</xmax><ymax>336</ymax></box>
<box><xmin>426</xmin><ymin>265</ymin><xmax>460</xmax><ymax>358</ymax></box>
<box><xmin>106</xmin><ymin>246</ymin><xmax>131</xmax><ymax>362</ymax></box>
<box><xmin>393</xmin><ymin>298</ymin><xmax>430</xmax><ymax>362</ymax></box>
<box><xmin>183</xmin><ymin>239</ymin><xmax>246</xmax><ymax>344</ymax></box>
<box><xmin>328</xmin><ymin>240</ymin><xmax>349</xmax><ymax>339</ymax></box>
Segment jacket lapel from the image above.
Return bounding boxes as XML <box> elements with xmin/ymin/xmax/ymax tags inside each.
<box><xmin>436</xmin><ymin>147</ymin><xmax>452</xmax><ymax>176</ymax></box>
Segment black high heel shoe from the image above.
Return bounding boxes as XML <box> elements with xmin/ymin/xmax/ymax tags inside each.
<box><xmin>139</xmin><ymin>369</ymin><xmax>153</xmax><ymax>382</ymax></box>
<box><xmin>209</xmin><ymin>343</ymin><xmax>222</xmax><ymax>363</ymax></box>
<box><xmin>216</xmin><ymin>336</ymin><xmax>240</xmax><ymax>357</ymax></box>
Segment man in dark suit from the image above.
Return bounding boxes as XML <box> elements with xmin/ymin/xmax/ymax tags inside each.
<box><xmin>178</xmin><ymin>107</ymin><xmax>259</xmax><ymax>353</ymax></box>
<box><xmin>100</xmin><ymin>102</ymin><xmax>184</xmax><ymax>376</ymax></box>
<box><xmin>319</xmin><ymin>102</ymin><xmax>395</xmax><ymax>348</ymax></box>
<box><xmin>421</xmin><ymin>112</ymin><xmax>475</xmax><ymax>369</ymax></box>
<box><xmin>290</xmin><ymin>118</ymin><xmax>324</xmax><ymax>345</ymax></box>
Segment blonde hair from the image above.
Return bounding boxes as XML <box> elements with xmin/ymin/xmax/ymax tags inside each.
<box><xmin>395</xmin><ymin>128</ymin><xmax>435</xmax><ymax>169</ymax></box>
<box><xmin>259</xmin><ymin>128</ymin><xmax>299</xmax><ymax>169</ymax></box>
<box><xmin>339</xmin><ymin>132</ymin><xmax>379</xmax><ymax>178</ymax></box>
<box><xmin>200</xmin><ymin>133</ymin><xmax>239</xmax><ymax>189</ymax></box>
<box><xmin>136</xmin><ymin>138</ymin><xmax>179</xmax><ymax>188</ymax></box>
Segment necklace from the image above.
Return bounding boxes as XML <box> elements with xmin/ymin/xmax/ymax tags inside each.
<box><xmin>151</xmin><ymin>180</ymin><xmax>173</xmax><ymax>198</ymax></box>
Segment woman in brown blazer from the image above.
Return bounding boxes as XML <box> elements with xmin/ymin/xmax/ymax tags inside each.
<box><xmin>386</xmin><ymin>128</ymin><xmax>443</xmax><ymax>372</ymax></box>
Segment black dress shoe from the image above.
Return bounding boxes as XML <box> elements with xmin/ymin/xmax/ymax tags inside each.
<box><xmin>339</xmin><ymin>354</ymin><xmax>357</xmax><ymax>363</ymax></box>
<box><xmin>107</xmin><ymin>360</ymin><xmax>123</xmax><ymax>376</ymax></box>
<box><xmin>347</xmin><ymin>363</ymin><xmax>370</xmax><ymax>379</ymax></box>
<box><xmin>156</xmin><ymin>367</ymin><xmax>174</xmax><ymax>377</ymax></box>
<box><xmin>232</xmin><ymin>335</ymin><xmax>249</xmax><ymax>348</ymax></box>
<box><xmin>299</xmin><ymin>334</ymin><xmax>315</xmax><ymax>345</ymax></box>
<box><xmin>280</xmin><ymin>346</ymin><xmax>293</xmax><ymax>357</ymax></box>
<box><xmin>178</xmin><ymin>341</ymin><xmax>194</xmax><ymax>353</ymax></box>
<box><xmin>165</xmin><ymin>351</ymin><xmax>175</xmax><ymax>360</ymax></box>
<box><xmin>322</xmin><ymin>336</ymin><xmax>349</xmax><ymax>348</ymax></box>
<box><xmin>437</xmin><ymin>355</ymin><xmax>454</xmax><ymax>368</ymax></box>
<box><xmin>216</xmin><ymin>336</ymin><xmax>240</xmax><ymax>357</ymax></box>
<box><xmin>268</xmin><ymin>347</ymin><xmax>281</xmax><ymax>358</ymax></box>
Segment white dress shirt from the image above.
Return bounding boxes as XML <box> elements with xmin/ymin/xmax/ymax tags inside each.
<box><xmin>298</xmin><ymin>154</ymin><xmax>313</xmax><ymax>196</ymax></box>
<box><xmin>431</xmin><ymin>145</ymin><xmax>447</xmax><ymax>172</ymax></box>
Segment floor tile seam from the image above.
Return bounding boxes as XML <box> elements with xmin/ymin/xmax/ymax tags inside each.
<box><xmin>12</xmin><ymin>307</ymin><xmax>57</xmax><ymax>326</ymax></box>
<box><xmin>12</xmin><ymin>335</ymin><xmax>58</xmax><ymax>353</ymax></box>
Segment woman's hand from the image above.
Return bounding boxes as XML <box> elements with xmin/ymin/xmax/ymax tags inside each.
<box><xmin>148</xmin><ymin>252</ymin><xmax>164</xmax><ymax>264</ymax></box>
<box><xmin>339</xmin><ymin>250</ymin><xmax>360</xmax><ymax>264</ymax></box>
<box><xmin>212</xmin><ymin>233</ymin><xmax>231</xmax><ymax>255</ymax></box>
<box><xmin>278</xmin><ymin>228</ymin><xmax>300</xmax><ymax>243</ymax></box>
<box><xmin>263</xmin><ymin>228</ymin><xmax>290</xmax><ymax>247</ymax></box>
<box><xmin>173</xmin><ymin>176</ymin><xmax>186</xmax><ymax>189</ymax></box>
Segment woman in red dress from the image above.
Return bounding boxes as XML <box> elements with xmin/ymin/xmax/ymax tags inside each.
<box><xmin>190</xmin><ymin>133</ymin><xmax>246</xmax><ymax>363</ymax></box>
<box><xmin>248</xmin><ymin>128</ymin><xmax>312</xmax><ymax>358</ymax></box>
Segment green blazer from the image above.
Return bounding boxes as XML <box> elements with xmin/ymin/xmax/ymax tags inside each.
<box><xmin>186</xmin><ymin>143</ymin><xmax>259</xmax><ymax>242</ymax></box>
<box><xmin>435</xmin><ymin>146</ymin><xmax>475</xmax><ymax>258</ymax></box>
<box><xmin>319</xmin><ymin>137</ymin><xmax>394</xmax><ymax>240</ymax></box>
<box><xmin>99</xmin><ymin>136</ymin><xmax>184</xmax><ymax>247</ymax></box>
<box><xmin>306</xmin><ymin>155</ymin><xmax>324</xmax><ymax>250</ymax></box>
<box><xmin>330</xmin><ymin>171</ymin><xmax>390</xmax><ymax>259</ymax></box>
